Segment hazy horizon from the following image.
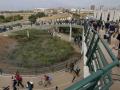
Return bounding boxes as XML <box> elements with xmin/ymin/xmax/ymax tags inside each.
<box><xmin>0</xmin><ymin>0</ymin><xmax>120</xmax><ymax>11</ymax></box>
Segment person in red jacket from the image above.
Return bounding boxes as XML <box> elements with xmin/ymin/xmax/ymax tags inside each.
<box><xmin>15</xmin><ymin>72</ymin><xmax>24</xmax><ymax>88</ymax></box>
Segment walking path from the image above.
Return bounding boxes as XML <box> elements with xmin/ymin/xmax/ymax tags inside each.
<box><xmin>99</xmin><ymin>29</ymin><xmax>120</xmax><ymax>90</ymax></box>
<box><xmin>0</xmin><ymin>70</ymin><xmax>83</xmax><ymax>90</ymax></box>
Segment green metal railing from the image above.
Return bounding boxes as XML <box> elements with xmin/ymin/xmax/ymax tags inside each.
<box><xmin>65</xmin><ymin>23</ymin><xmax>119</xmax><ymax>90</ymax></box>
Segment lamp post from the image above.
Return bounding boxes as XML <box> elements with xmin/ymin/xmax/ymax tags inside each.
<box><xmin>68</xmin><ymin>17</ymin><xmax>72</xmax><ymax>42</ymax></box>
<box><xmin>69</xmin><ymin>23</ymin><xmax>72</xmax><ymax>41</ymax></box>
<box><xmin>27</xmin><ymin>29</ymin><xmax>30</xmax><ymax>38</ymax></box>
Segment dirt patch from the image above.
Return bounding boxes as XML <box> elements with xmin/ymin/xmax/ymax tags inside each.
<box><xmin>0</xmin><ymin>36</ymin><xmax>17</xmax><ymax>55</ymax></box>
<box><xmin>0</xmin><ymin>36</ymin><xmax>17</xmax><ymax>68</ymax></box>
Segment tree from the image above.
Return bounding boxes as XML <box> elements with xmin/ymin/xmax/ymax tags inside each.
<box><xmin>0</xmin><ymin>15</ymin><xmax>5</xmax><ymax>20</ymax></box>
<box><xmin>36</xmin><ymin>12</ymin><xmax>46</xmax><ymax>18</ymax></box>
<box><xmin>28</xmin><ymin>14</ymin><xmax>37</xmax><ymax>24</ymax></box>
<box><xmin>5</xmin><ymin>16</ymin><xmax>13</xmax><ymax>22</ymax></box>
<box><xmin>28</xmin><ymin>12</ymin><xmax>46</xmax><ymax>24</ymax></box>
<box><xmin>13</xmin><ymin>15</ymin><xmax>23</xmax><ymax>21</ymax></box>
<box><xmin>0</xmin><ymin>15</ymin><xmax>5</xmax><ymax>23</ymax></box>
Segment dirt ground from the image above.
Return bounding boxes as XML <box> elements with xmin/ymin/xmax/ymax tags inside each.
<box><xmin>0</xmin><ymin>36</ymin><xmax>17</xmax><ymax>69</ymax></box>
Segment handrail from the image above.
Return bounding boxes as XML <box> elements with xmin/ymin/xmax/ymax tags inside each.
<box><xmin>91</xmin><ymin>29</ymin><xmax>119</xmax><ymax>63</ymax></box>
<box><xmin>65</xmin><ymin>23</ymin><xmax>119</xmax><ymax>90</ymax></box>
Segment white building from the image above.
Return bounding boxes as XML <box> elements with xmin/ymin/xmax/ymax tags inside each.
<box><xmin>33</xmin><ymin>8</ymin><xmax>47</xmax><ymax>13</ymax></box>
<box><xmin>94</xmin><ymin>9</ymin><xmax>120</xmax><ymax>21</ymax></box>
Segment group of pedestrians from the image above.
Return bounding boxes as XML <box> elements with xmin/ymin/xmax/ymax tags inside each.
<box><xmin>89</xmin><ymin>19</ymin><xmax>120</xmax><ymax>59</ymax></box>
<box><xmin>104</xmin><ymin>21</ymin><xmax>119</xmax><ymax>44</ymax></box>
<box><xmin>9</xmin><ymin>71</ymin><xmax>34</xmax><ymax>90</ymax></box>
<box><xmin>12</xmin><ymin>71</ymin><xmax>24</xmax><ymax>90</ymax></box>
<box><xmin>104</xmin><ymin>20</ymin><xmax>120</xmax><ymax>60</ymax></box>
<box><xmin>4</xmin><ymin>71</ymin><xmax>53</xmax><ymax>90</ymax></box>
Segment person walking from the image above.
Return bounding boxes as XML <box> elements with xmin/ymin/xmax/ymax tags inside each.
<box><xmin>15</xmin><ymin>72</ymin><xmax>24</xmax><ymax>88</ymax></box>
<box><xmin>105</xmin><ymin>21</ymin><xmax>110</xmax><ymax>33</ymax></box>
<box><xmin>72</xmin><ymin>70</ymin><xmax>77</xmax><ymax>83</ymax></box>
<box><xmin>12</xmin><ymin>76</ymin><xmax>17</xmax><ymax>90</ymax></box>
<box><xmin>69</xmin><ymin>63</ymin><xmax>74</xmax><ymax>73</ymax></box>
<box><xmin>108</xmin><ymin>22</ymin><xmax>115</xmax><ymax>44</ymax></box>
<box><xmin>75</xmin><ymin>66</ymin><xmax>81</xmax><ymax>77</ymax></box>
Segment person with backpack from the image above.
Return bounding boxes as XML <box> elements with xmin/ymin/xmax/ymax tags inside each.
<box><xmin>12</xmin><ymin>76</ymin><xmax>17</xmax><ymax>90</ymax></box>
<box><xmin>26</xmin><ymin>81</ymin><xmax>34</xmax><ymax>90</ymax></box>
<box><xmin>15</xmin><ymin>72</ymin><xmax>24</xmax><ymax>88</ymax></box>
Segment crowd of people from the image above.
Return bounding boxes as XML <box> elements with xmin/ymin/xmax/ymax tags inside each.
<box><xmin>88</xmin><ymin>19</ymin><xmax>120</xmax><ymax>59</ymax></box>
<box><xmin>1</xmin><ymin>62</ymin><xmax>81</xmax><ymax>90</ymax></box>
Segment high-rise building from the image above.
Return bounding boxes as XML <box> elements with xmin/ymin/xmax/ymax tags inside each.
<box><xmin>100</xmin><ymin>5</ymin><xmax>104</xmax><ymax>10</ymax></box>
<box><xmin>90</xmin><ymin>5</ymin><xmax>95</xmax><ymax>10</ymax></box>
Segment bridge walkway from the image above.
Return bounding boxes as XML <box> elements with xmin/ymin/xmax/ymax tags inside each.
<box><xmin>98</xmin><ymin>29</ymin><xmax>120</xmax><ymax>90</ymax></box>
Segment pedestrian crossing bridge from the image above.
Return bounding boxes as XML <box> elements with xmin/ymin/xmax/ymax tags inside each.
<box><xmin>0</xmin><ymin>22</ymin><xmax>119</xmax><ymax>90</ymax></box>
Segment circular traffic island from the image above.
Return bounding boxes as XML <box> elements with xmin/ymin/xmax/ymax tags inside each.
<box><xmin>0</xmin><ymin>29</ymin><xmax>80</xmax><ymax>74</ymax></box>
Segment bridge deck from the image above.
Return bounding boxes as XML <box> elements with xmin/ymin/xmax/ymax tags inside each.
<box><xmin>99</xmin><ymin>29</ymin><xmax>120</xmax><ymax>90</ymax></box>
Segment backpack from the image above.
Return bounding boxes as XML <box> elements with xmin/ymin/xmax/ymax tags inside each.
<box><xmin>31</xmin><ymin>83</ymin><xmax>34</xmax><ymax>88</ymax></box>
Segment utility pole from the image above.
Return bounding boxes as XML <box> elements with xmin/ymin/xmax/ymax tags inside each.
<box><xmin>69</xmin><ymin>22</ymin><xmax>72</xmax><ymax>41</ymax></box>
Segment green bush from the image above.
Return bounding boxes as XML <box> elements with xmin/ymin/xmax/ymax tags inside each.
<box><xmin>0</xmin><ymin>15</ymin><xmax>23</xmax><ymax>23</ymax></box>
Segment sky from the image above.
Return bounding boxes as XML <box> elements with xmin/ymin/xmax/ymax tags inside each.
<box><xmin>0</xmin><ymin>0</ymin><xmax>120</xmax><ymax>10</ymax></box>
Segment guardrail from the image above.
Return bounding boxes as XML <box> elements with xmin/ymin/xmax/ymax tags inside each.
<box><xmin>65</xmin><ymin>22</ymin><xmax>119</xmax><ymax>90</ymax></box>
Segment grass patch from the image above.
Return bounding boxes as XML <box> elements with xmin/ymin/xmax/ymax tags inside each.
<box><xmin>8</xmin><ymin>29</ymin><xmax>74</xmax><ymax>68</ymax></box>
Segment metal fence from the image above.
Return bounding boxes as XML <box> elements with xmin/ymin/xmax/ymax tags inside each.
<box><xmin>65</xmin><ymin>22</ymin><xmax>119</xmax><ymax>90</ymax></box>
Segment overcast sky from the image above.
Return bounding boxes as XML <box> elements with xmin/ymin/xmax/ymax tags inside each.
<box><xmin>0</xmin><ymin>0</ymin><xmax>120</xmax><ymax>10</ymax></box>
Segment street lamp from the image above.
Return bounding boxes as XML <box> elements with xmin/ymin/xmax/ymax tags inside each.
<box><xmin>68</xmin><ymin>17</ymin><xmax>72</xmax><ymax>42</ymax></box>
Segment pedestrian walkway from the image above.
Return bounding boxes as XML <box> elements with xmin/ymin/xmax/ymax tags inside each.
<box><xmin>98</xmin><ymin>29</ymin><xmax>120</xmax><ymax>90</ymax></box>
<box><xmin>0</xmin><ymin>70</ymin><xmax>79</xmax><ymax>90</ymax></box>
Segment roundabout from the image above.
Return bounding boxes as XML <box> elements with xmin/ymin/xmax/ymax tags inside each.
<box><xmin>0</xmin><ymin>25</ymin><xmax>83</xmax><ymax>90</ymax></box>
